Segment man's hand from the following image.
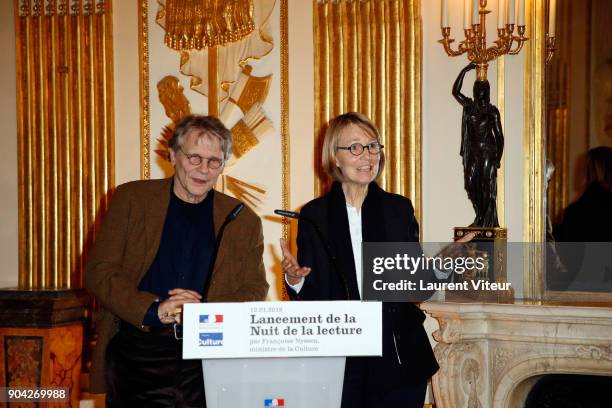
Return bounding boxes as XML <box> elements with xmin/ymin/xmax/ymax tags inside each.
<box><xmin>280</xmin><ymin>238</ymin><xmax>312</xmax><ymax>286</ymax></box>
<box><xmin>157</xmin><ymin>288</ymin><xmax>202</xmax><ymax>325</ymax></box>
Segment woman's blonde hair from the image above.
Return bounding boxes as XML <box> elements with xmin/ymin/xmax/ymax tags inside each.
<box><xmin>321</xmin><ymin>112</ymin><xmax>385</xmax><ymax>182</ymax></box>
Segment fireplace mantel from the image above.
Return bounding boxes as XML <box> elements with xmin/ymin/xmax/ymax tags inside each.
<box><xmin>421</xmin><ymin>301</ymin><xmax>612</xmax><ymax>408</ymax></box>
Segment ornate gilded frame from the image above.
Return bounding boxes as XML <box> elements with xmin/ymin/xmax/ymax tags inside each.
<box><xmin>524</xmin><ymin>0</ymin><xmax>611</xmax><ymax>305</ymax></box>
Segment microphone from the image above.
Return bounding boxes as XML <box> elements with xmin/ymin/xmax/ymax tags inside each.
<box><xmin>274</xmin><ymin>209</ymin><xmax>300</xmax><ymax>219</ymax></box>
<box><xmin>227</xmin><ymin>203</ymin><xmax>245</xmax><ymax>221</ymax></box>
<box><xmin>203</xmin><ymin>203</ymin><xmax>245</xmax><ymax>299</ymax></box>
<box><xmin>274</xmin><ymin>209</ymin><xmax>351</xmax><ymax>300</ymax></box>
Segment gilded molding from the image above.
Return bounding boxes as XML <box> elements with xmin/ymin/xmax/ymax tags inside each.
<box><xmin>19</xmin><ymin>0</ymin><xmax>106</xmax><ymax>16</ymax></box>
<box><xmin>519</xmin><ymin>0</ymin><xmax>609</xmax><ymax>304</ymax></box>
<box><xmin>497</xmin><ymin>55</ymin><xmax>505</xmax><ymax>227</ymax></box>
<box><xmin>139</xmin><ymin>0</ymin><xmax>151</xmax><ymax>179</ymax></box>
<box><xmin>523</xmin><ymin>0</ymin><xmax>546</xmax><ymax>300</ymax></box>
<box><xmin>280</xmin><ymin>0</ymin><xmax>289</xmax><ymax>241</ymax></box>
<box><xmin>207</xmin><ymin>47</ymin><xmax>219</xmax><ymax>116</ymax></box>
<box><xmin>16</xmin><ymin>0</ymin><xmax>115</xmax><ymax>288</ymax></box>
<box><xmin>544</xmin><ymin>290</ymin><xmax>612</xmax><ymax>306</ymax></box>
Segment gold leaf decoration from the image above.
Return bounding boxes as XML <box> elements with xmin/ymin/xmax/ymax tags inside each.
<box><xmin>156</xmin><ymin>77</ymin><xmax>192</xmax><ymax>161</ymax></box>
<box><xmin>157</xmin><ymin>0</ymin><xmax>256</xmax><ymax>51</ymax></box>
<box><xmin>157</xmin><ymin>75</ymin><xmax>192</xmax><ymax>123</ymax></box>
<box><xmin>231</xmin><ymin>120</ymin><xmax>259</xmax><ymax>158</ymax></box>
<box><xmin>221</xmin><ymin>175</ymin><xmax>266</xmax><ymax>209</ymax></box>
<box><xmin>230</xmin><ymin>65</ymin><xmax>272</xmax><ymax>113</ymax></box>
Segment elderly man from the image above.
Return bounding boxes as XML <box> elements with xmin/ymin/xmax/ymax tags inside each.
<box><xmin>85</xmin><ymin>115</ymin><xmax>268</xmax><ymax>407</ymax></box>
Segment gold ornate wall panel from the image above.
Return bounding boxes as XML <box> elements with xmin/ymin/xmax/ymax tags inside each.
<box><xmin>15</xmin><ymin>0</ymin><xmax>114</xmax><ymax>289</ymax></box>
<box><xmin>523</xmin><ymin>0</ymin><xmax>546</xmax><ymax>299</ymax></box>
<box><xmin>314</xmin><ymin>0</ymin><xmax>422</xmax><ymax>222</ymax></box>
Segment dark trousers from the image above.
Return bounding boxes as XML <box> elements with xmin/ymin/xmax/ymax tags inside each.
<box><xmin>105</xmin><ymin>323</ymin><xmax>205</xmax><ymax>408</ymax></box>
<box><xmin>341</xmin><ymin>356</ymin><xmax>427</xmax><ymax>408</ymax></box>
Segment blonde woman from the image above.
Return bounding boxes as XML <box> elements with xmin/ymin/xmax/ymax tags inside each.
<box><xmin>281</xmin><ymin>112</ymin><xmax>437</xmax><ymax>408</ymax></box>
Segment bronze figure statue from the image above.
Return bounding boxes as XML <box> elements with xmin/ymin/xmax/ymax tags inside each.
<box><xmin>453</xmin><ymin>63</ymin><xmax>504</xmax><ymax>228</ymax></box>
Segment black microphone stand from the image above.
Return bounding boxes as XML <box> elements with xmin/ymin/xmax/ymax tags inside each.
<box><xmin>174</xmin><ymin>203</ymin><xmax>245</xmax><ymax>340</ymax></box>
<box><xmin>202</xmin><ymin>203</ymin><xmax>245</xmax><ymax>300</ymax></box>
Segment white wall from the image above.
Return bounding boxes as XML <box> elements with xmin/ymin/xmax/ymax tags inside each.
<box><xmin>113</xmin><ymin>0</ymin><xmax>142</xmax><ymax>185</ymax></box>
<box><xmin>0</xmin><ymin>0</ymin><xmax>18</xmax><ymax>288</ymax></box>
<box><xmin>288</xmin><ymin>0</ymin><xmax>315</xmax><ymax>211</ymax></box>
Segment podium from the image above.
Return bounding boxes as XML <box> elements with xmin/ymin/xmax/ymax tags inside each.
<box><xmin>182</xmin><ymin>301</ymin><xmax>382</xmax><ymax>408</ymax></box>
<box><xmin>202</xmin><ymin>357</ymin><xmax>345</xmax><ymax>407</ymax></box>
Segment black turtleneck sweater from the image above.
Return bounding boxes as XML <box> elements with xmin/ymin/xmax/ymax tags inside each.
<box><xmin>139</xmin><ymin>189</ymin><xmax>216</xmax><ymax>326</ymax></box>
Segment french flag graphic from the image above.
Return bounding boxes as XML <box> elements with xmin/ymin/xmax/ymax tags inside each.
<box><xmin>199</xmin><ymin>314</ymin><xmax>224</xmax><ymax>323</ymax></box>
<box><xmin>264</xmin><ymin>399</ymin><xmax>285</xmax><ymax>407</ymax></box>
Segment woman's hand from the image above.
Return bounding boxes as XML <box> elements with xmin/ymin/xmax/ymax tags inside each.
<box><xmin>280</xmin><ymin>238</ymin><xmax>312</xmax><ymax>285</ymax></box>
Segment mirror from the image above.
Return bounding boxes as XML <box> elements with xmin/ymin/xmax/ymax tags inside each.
<box><xmin>545</xmin><ymin>0</ymin><xmax>612</xmax><ymax>297</ymax></box>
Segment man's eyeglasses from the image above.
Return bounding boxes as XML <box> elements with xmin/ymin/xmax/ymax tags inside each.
<box><xmin>178</xmin><ymin>147</ymin><xmax>224</xmax><ymax>169</ymax></box>
<box><xmin>336</xmin><ymin>141</ymin><xmax>384</xmax><ymax>156</ymax></box>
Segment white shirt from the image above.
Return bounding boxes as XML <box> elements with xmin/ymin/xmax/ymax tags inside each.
<box><xmin>286</xmin><ymin>204</ymin><xmax>363</xmax><ymax>296</ymax></box>
<box><xmin>346</xmin><ymin>204</ymin><xmax>363</xmax><ymax>297</ymax></box>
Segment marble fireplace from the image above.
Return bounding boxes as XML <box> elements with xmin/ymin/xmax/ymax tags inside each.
<box><xmin>422</xmin><ymin>302</ymin><xmax>612</xmax><ymax>408</ymax></box>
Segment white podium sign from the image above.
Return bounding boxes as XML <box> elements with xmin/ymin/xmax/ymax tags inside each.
<box><xmin>182</xmin><ymin>301</ymin><xmax>381</xmax><ymax>359</ymax></box>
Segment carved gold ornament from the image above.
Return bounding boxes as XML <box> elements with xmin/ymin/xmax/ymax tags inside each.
<box><xmin>158</xmin><ymin>0</ymin><xmax>256</xmax><ymax>51</ymax></box>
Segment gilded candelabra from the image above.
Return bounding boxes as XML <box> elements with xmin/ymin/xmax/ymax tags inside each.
<box><xmin>439</xmin><ymin>0</ymin><xmax>528</xmax><ymax>81</ymax></box>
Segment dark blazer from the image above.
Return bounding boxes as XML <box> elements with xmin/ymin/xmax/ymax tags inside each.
<box><xmin>286</xmin><ymin>182</ymin><xmax>439</xmax><ymax>385</ymax></box>
<box><xmin>85</xmin><ymin>177</ymin><xmax>269</xmax><ymax>393</ymax></box>
<box><xmin>558</xmin><ymin>182</ymin><xmax>612</xmax><ymax>242</ymax></box>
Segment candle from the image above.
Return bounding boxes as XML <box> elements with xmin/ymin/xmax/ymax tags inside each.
<box><xmin>473</xmin><ymin>0</ymin><xmax>480</xmax><ymax>25</ymax></box>
<box><xmin>464</xmin><ymin>0</ymin><xmax>471</xmax><ymax>29</ymax></box>
<box><xmin>549</xmin><ymin>0</ymin><xmax>556</xmax><ymax>37</ymax></box>
<box><xmin>498</xmin><ymin>0</ymin><xmax>506</xmax><ymax>28</ymax></box>
<box><xmin>518</xmin><ymin>0</ymin><xmax>525</xmax><ymax>26</ymax></box>
<box><xmin>442</xmin><ymin>0</ymin><xmax>448</xmax><ymax>28</ymax></box>
<box><xmin>508</xmin><ymin>0</ymin><xmax>515</xmax><ymax>25</ymax></box>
